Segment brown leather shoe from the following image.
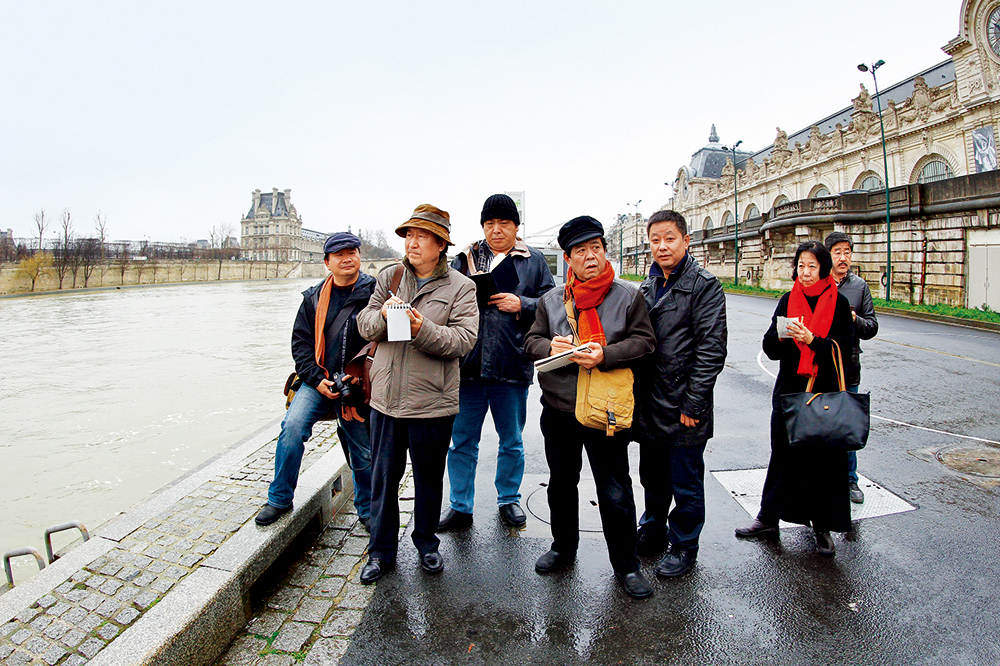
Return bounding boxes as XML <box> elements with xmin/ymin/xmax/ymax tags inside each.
<box><xmin>734</xmin><ymin>519</ymin><xmax>778</xmax><ymax>538</ymax></box>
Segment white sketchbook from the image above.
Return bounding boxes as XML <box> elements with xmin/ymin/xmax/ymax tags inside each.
<box><xmin>386</xmin><ymin>303</ymin><xmax>413</xmax><ymax>342</ymax></box>
<box><xmin>534</xmin><ymin>345</ymin><xmax>591</xmax><ymax>372</ymax></box>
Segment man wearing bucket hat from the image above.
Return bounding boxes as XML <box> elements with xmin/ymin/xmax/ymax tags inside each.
<box><xmin>256</xmin><ymin>232</ymin><xmax>376</xmax><ymax>528</ymax></box>
<box><xmin>355</xmin><ymin>204</ymin><xmax>479</xmax><ymax>584</ymax></box>
<box><xmin>524</xmin><ymin>216</ymin><xmax>657</xmax><ymax>599</ymax></box>
<box><xmin>438</xmin><ymin>194</ymin><xmax>555</xmax><ymax>532</ymax></box>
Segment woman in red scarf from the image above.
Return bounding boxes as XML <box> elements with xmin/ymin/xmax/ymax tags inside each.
<box><xmin>735</xmin><ymin>241</ymin><xmax>857</xmax><ymax>555</ymax></box>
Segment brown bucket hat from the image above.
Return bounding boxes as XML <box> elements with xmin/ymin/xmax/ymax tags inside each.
<box><xmin>395</xmin><ymin>204</ymin><xmax>453</xmax><ymax>246</ymax></box>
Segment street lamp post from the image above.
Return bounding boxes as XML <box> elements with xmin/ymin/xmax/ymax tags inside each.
<box><xmin>859</xmin><ymin>59</ymin><xmax>892</xmax><ymax>301</ymax></box>
<box><xmin>628</xmin><ymin>200</ymin><xmax>641</xmax><ymax>276</ymax></box>
<box><xmin>722</xmin><ymin>140</ymin><xmax>742</xmax><ymax>285</ymax></box>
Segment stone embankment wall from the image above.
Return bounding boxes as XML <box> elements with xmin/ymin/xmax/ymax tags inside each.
<box><xmin>0</xmin><ymin>260</ymin><xmax>301</xmax><ymax>295</ymax></box>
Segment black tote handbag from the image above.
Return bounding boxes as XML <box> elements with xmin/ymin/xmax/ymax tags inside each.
<box><xmin>780</xmin><ymin>341</ymin><xmax>870</xmax><ymax>451</ymax></box>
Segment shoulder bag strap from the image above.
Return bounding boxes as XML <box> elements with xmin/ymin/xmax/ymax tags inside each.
<box><xmin>563</xmin><ymin>297</ymin><xmax>582</xmax><ymax>345</ymax></box>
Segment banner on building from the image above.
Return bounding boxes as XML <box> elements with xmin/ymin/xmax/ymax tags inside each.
<box><xmin>973</xmin><ymin>126</ymin><xmax>997</xmax><ymax>173</ymax></box>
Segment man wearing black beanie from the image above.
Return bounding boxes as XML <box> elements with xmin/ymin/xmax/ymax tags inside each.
<box><xmin>439</xmin><ymin>194</ymin><xmax>555</xmax><ymax>531</ymax></box>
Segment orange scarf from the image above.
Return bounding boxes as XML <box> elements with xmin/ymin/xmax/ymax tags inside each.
<box><xmin>787</xmin><ymin>275</ymin><xmax>837</xmax><ymax>378</ymax></box>
<box><xmin>565</xmin><ymin>262</ymin><xmax>615</xmax><ymax>344</ymax></box>
<box><xmin>314</xmin><ymin>274</ymin><xmax>354</xmax><ymax>379</ymax></box>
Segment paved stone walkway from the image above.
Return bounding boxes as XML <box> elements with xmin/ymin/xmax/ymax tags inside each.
<box><xmin>0</xmin><ymin>422</ymin><xmax>340</xmax><ymax>666</ymax></box>
<box><xmin>214</xmin><ymin>470</ymin><xmax>414</xmax><ymax>666</ymax></box>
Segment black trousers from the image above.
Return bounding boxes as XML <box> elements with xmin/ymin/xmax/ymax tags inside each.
<box><xmin>368</xmin><ymin>410</ymin><xmax>455</xmax><ymax>563</ymax></box>
<box><xmin>758</xmin><ymin>408</ymin><xmax>851</xmax><ymax>533</ymax></box>
<box><xmin>638</xmin><ymin>440</ymin><xmax>706</xmax><ymax>551</ymax></box>
<box><xmin>540</xmin><ymin>403</ymin><xmax>639</xmax><ymax>575</ymax></box>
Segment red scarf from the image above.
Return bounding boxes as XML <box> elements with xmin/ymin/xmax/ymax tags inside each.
<box><xmin>787</xmin><ymin>275</ymin><xmax>837</xmax><ymax>378</ymax></box>
<box><xmin>565</xmin><ymin>262</ymin><xmax>616</xmax><ymax>344</ymax></box>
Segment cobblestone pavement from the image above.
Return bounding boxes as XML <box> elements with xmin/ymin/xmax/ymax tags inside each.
<box><xmin>214</xmin><ymin>470</ymin><xmax>415</xmax><ymax>666</ymax></box>
<box><xmin>0</xmin><ymin>422</ymin><xmax>340</xmax><ymax>666</ymax></box>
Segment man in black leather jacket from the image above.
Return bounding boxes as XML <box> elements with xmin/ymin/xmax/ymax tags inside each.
<box><xmin>635</xmin><ymin>210</ymin><xmax>728</xmax><ymax>578</ymax></box>
<box><xmin>825</xmin><ymin>231</ymin><xmax>879</xmax><ymax>504</ymax></box>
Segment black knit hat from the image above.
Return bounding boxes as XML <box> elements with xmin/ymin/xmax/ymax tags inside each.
<box><xmin>823</xmin><ymin>231</ymin><xmax>854</xmax><ymax>251</ymax></box>
<box><xmin>558</xmin><ymin>216</ymin><xmax>604</xmax><ymax>253</ymax></box>
<box><xmin>480</xmin><ymin>194</ymin><xmax>520</xmax><ymax>226</ymax></box>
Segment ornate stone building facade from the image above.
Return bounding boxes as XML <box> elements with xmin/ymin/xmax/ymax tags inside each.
<box><xmin>240</xmin><ymin>189</ymin><xmax>327</xmax><ymax>262</ymax></box>
<box><xmin>665</xmin><ymin>0</ymin><xmax>1000</xmax><ymax>310</ymax></box>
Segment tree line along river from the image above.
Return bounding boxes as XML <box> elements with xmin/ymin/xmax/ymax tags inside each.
<box><xmin>0</xmin><ymin>278</ymin><xmax>315</xmax><ymax>582</ymax></box>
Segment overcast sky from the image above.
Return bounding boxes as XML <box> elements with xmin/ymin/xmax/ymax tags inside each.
<box><xmin>2</xmin><ymin>1</ymin><xmax>959</xmax><ymax>251</ymax></box>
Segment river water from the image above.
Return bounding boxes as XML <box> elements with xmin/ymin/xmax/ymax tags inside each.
<box><xmin>0</xmin><ymin>278</ymin><xmax>319</xmax><ymax>581</ymax></box>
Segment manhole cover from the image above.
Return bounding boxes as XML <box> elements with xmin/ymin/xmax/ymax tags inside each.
<box><xmin>936</xmin><ymin>445</ymin><xmax>1000</xmax><ymax>478</ymax></box>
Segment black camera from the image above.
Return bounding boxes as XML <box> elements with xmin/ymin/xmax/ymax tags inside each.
<box><xmin>330</xmin><ymin>373</ymin><xmax>352</xmax><ymax>401</ymax></box>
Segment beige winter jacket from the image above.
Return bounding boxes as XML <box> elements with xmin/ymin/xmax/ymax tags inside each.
<box><xmin>357</xmin><ymin>255</ymin><xmax>479</xmax><ymax>418</ymax></box>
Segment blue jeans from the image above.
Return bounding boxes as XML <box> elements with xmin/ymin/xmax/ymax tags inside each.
<box><xmin>268</xmin><ymin>383</ymin><xmax>372</xmax><ymax>519</ymax></box>
<box><xmin>447</xmin><ymin>381</ymin><xmax>529</xmax><ymax>513</ymax></box>
<box><xmin>847</xmin><ymin>384</ymin><xmax>859</xmax><ymax>483</ymax></box>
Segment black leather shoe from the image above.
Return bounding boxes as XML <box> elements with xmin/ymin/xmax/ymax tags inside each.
<box><xmin>499</xmin><ymin>503</ymin><xmax>527</xmax><ymax>527</ymax></box>
<box><xmin>437</xmin><ymin>508</ymin><xmax>473</xmax><ymax>532</ymax></box>
<box><xmin>254</xmin><ymin>503</ymin><xmax>292</xmax><ymax>526</ymax></box>
<box><xmin>614</xmin><ymin>570</ymin><xmax>653</xmax><ymax>599</ymax></box>
<box><xmin>815</xmin><ymin>531</ymin><xmax>836</xmax><ymax>556</ymax></box>
<box><xmin>359</xmin><ymin>516</ymin><xmax>371</xmax><ymax>533</ymax></box>
<box><xmin>734</xmin><ymin>519</ymin><xmax>778</xmax><ymax>538</ymax></box>
<box><xmin>636</xmin><ymin>528</ymin><xmax>669</xmax><ymax>556</ymax></box>
<box><xmin>360</xmin><ymin>558</ymin><xmax>394</xmax><ymax>584</ymax></box>
<box><xmin>654</xmin><ymin>547</ymin><xmax>697</xmax><ymax>578</ymax></box>
<box><xmin>535</xmin><ymin>550</ymin><xmax>574</xmax><ymax>574</ymax></box>
<box><xmin>420</xmin><ymin>551</ymin><xmax>444</xmax><ymax>574</ymax></box>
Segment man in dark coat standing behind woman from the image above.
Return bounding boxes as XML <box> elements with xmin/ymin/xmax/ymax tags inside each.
<box><xmin>634</xmin><ymin>210</ymin><xmax>728</xmax><ymax>578</ymax></box>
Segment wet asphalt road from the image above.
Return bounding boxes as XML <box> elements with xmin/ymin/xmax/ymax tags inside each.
<box><xmin>342</xmin><ymin>293</ymin><xmax>1000</xmax><ymax>666</ymax></box>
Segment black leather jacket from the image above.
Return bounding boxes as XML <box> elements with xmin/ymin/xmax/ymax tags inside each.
<box><xmin>635</xmin><ymin>255</ymin><xmax>728</xmax><ymax>447</ymax></box>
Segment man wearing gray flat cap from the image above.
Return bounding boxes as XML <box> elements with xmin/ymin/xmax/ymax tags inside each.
<box><xmin>257</xmin><ymin>232</ymin><xmax>376</xmax><ymax>528</ymax></box>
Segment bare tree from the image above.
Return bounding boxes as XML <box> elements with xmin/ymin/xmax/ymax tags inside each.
<box><xmin>94</xmin><ymin>211</ymin><xmax>108</xmax><ymax>260</ymax></box>
<box><xmin>34</xmin><ymin>209</ymin><xmax>48</xmax><ymax>252</ymax></box>
<box><xmin>54</xmin><ymin>209</ymin><xmax>74</xmax><ymax>289</ymax></box>
<box><xmin>114</xmin><ymin>242</ymin><xmax>131</xmax><ymax>285</ymax></box>
<box><xmin>79</xmin><ymin>238</ymin><xmax>100</xmax><ymax>287</ymax></box>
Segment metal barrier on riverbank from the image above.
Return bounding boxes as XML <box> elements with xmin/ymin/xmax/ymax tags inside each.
<box><xmin>0</xmin><ymin>419</ymin><xmax>352</xmax><ymax>666</ymax></box>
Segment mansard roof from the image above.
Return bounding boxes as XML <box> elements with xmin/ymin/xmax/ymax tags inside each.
<box><xmin>246</xmin><ymin>191</ymin><xmax>292</xmax><ymax>219</ymax></box>
<box><xmin>688</xmin><ymin>125</ymin><xmax>754</xmax><ymax>178</ymax></box>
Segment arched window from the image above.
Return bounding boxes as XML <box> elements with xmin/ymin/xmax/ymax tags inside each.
<box><xmin>918</xmin><ymin>159</ymin><xmax>954</xmax><ymax>183</ymax></box>
<box><xmin>773</xmin><ymin>195</ymin><xmax>790</xmax><ymax>209</ymax></box>
<box><xmin>722</xmin><ymin>211</ymin><xmax>734</xmax><ymax>228</ymax></box>
<box><xmin>860</xmin><ymin>174</ymin><xmax>884</xmax><ymax>191</ymax></box>
<box><xmin>810</xmin><ymin>185</ymin><xmax>831</xmax><ymax>197</ymax></box>
<box><xmin>703</xmin><ymin>216</ymin><xmax>713</xmax><ymax>230</ymax></box>
<box><xmin>745</xmin><ymin>204</ymin><xmax>760</xmax><ymax>219</ymax></box>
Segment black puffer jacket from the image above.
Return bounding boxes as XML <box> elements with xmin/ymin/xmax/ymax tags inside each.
<box><xmin>292</xmin><ymin>271</ymin><xmax>377</xmax><ymax>392</ymax></box>
<box><xmin>635</xmin><ymin>256</ymin><xmax>728</xmax><ymax>447</ymax></box>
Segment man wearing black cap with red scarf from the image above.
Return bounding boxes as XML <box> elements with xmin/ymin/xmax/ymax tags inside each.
<box><xmin>256</xmin><ymin>232</ymin><xmax>376</xmax><ymax>528</ymax></box>
<box><xmin>524</xmin><ymin>216</ymin><xmax>656</xmax><ymax>599</ymax></box>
